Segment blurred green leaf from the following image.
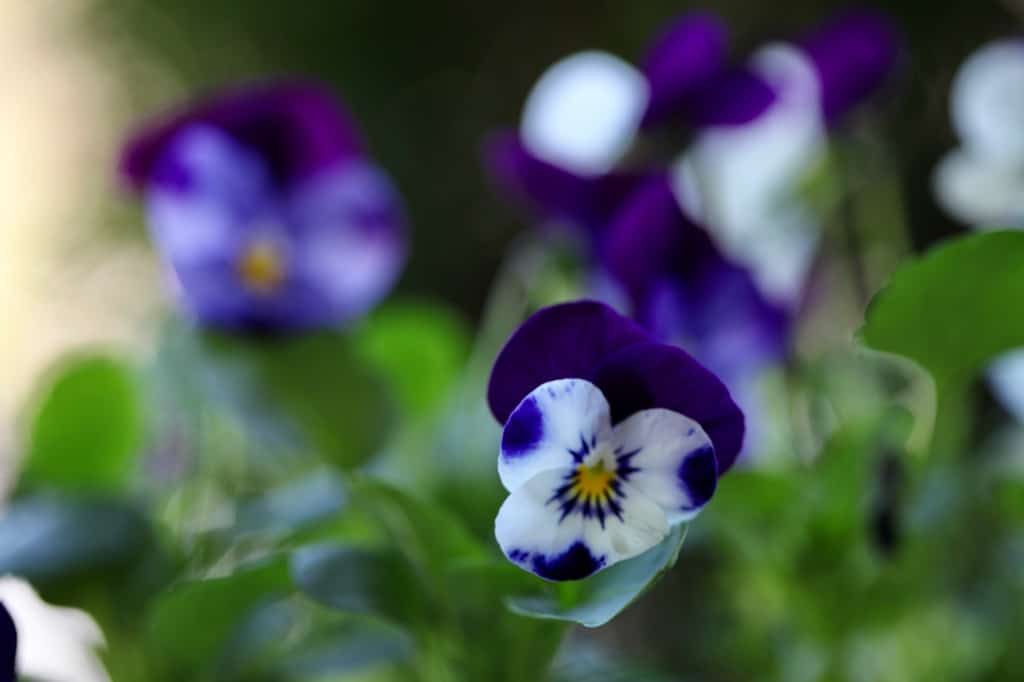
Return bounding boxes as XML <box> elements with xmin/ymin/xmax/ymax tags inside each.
<box><xmin>862</xmin><ymin>231</ymin><xmax>1024</xmax><ymax>389</ymax></box>
<box><xmin>0</xmin><ymin>495</ymin><xmax>150</xmax><ymax>581</ymax></box>
<box><xmin>235</xmin><ymin>469</ymin><xmax>347</xmax><ymax>535</ymax></box>
<box><xmin>507</xmin><ymin>524</ymin><xmax>688</xmax><ymax>628</ymax></box>
<box><xmin>146</xmin><ymin>556</ymin><xmax>292</xmax><ymax>676</ymax></box>
<box><xmin>291</xmin><ymin>544</ymin><xmax>425</xmax><ymax>625</ymax></box>
<box><xmin>20</xmin><ymin>354</ymin><xmax>144</xmax><ymax>494</ymax></box>
<box><xmin>158</xmin><ymin>322</ymin><xmax>394</xmax><ymax>470</ymax></box>
<box><xmin>276</xmin><ymin>621</ymin><xmax>414</xmax><ymax>679</ymax></box>
<box><xmin>352</xmin><ymin>300</ymin><xmax>470</xmax><ymax>419</ymax></box>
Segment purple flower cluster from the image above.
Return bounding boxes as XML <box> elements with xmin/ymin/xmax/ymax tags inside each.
<box><xmin>122</xmin><ymin>82</ymin><xmax>406</xmax><ymax>332</ymax></box>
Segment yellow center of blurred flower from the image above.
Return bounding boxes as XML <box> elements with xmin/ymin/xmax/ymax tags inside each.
<box><xmin>572</xmin><ymin>460</ymin><xmax>615</xmax><ymax>503</ymax></box>
<box><xmin>239</xmin><ymin>240</ymin><xmax>286</xmax><ymax>294</ymax></box>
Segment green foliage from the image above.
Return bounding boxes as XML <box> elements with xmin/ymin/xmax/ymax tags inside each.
<box><xmin>20</xmin><ymin>354</ymin><xmax>144</xmax><ymax>494</ymax></box>
<box><xmin>508</xmin><ymin>524</ymin><xmax>688</xmax><ymax>628</ymax></box>
<box><xmin>145</xmin><ymin>556</ymin><xmax>292</xmax><ymax>677</ymax></box>
<box><xmin>352</xmin><ymin>300</ymin><xmax>471</xmax><ymax>419</ymax></box>
<box><xmin>862</xmin><ymin>230</ymin><xmax>1024</xmax><ymax>389</ymax></box>
<box><xmin>0</xmin><ymin>495</ymin><xmax>150</xmax><ymax>582</ymax></box>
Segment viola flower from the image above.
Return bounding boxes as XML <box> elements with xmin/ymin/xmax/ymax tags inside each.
<box><xmin>1</xmin><ymin>601</ymin><xmax>13</xmax><ymax>682</ymax></box>
<box><xmin>932</xmin><ymin>40</ymin><xmax>1024</xmax><ymax>421</ymax></box>
<box><xmin>488</xmin><ymin>301</ymin><xmax>743</xmax><ymax>580</ymax></box>
<box><xmin>0</xmin><ymin>577</ymin><xmax>110</xmax><ymax>682</ymax></box>
<box><xmin>121</xmin><ymin>82</ymin><xmax>406</xmax><ymax>332</ymax></box>
<box><xmin>484</xmin><ymin>11</ymin><xmax>774</xmax><ymax>233</ymax></box>
<box><xmin>673</xmin><ymin>9</ymin><xmax>900</xmax><ymax>307</ymax></box>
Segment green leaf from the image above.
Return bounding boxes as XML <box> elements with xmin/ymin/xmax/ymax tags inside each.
<box><xmin>291</xmin><ymin>544</ymin><xmax>425</xmax><ymax>625</ymax></box>
<box><xmin>146</xmin><ymin>557</ymin><xmax>292</xmax><ymax>676</ymax></box>
<box><xmin>158</xmin><ymin>322</ymin><xmax>395</xmax><ymax>470</ymax></box>
<box><xmin>20</xmin><ymin>354</ymin><xmax>144</xmax><ymax>493</ymax></box>
<box><xmin>861</xmin><ymin>231</ymin><xmax>1024</xmax><ymax>389</ymax></box>
<box><xmin>0</xmin><ymin>495</ymin><xmax>150</xmax><ymax>581</ymax></box>
<box><xmin>352</xmin><ymin>300</ymin><xmax>470</xmax><ymax>419</ymax></box>
<box><xmin>275</xmin><ymin>621</ymin><xmax>413</xmax><ymax>679</ymax></box>
<box><xmin>506</xmin><ymin>524</ymin><xmax>688</xmax><ymax>628</ymax></box>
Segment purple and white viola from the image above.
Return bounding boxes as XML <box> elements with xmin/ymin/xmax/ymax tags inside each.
<box><xmin>674</xmin><ymin>10</ymin><xmax>900</xmax><ymax>308</ymax></box>
<box><xmin>121</xmin><ymin>82</ymin><xmax>406</xmax><ymax>332</ymax></box>
<box><xmin>932</xmin><ymin>39</ymin><xmax>1024</xmax><ymax>422</ymax></box>
<box><xmin>1</xmin><ymin>600</ymin><xmax>13</xmax><ymax>682</ymax></box>
<box><xmin>488</xmin><ymin>301</ymin><xmax>743</xmax><ymax>581</ymax></box>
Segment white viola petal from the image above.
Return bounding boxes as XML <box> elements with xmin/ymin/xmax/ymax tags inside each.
<box><xmin>499</xmin><ymin>378</ymin><xmax>612</xmax><ymax>493</ymax></box>
<box><xmin>0</xmin><ymin>577</ymin><xmax>110</xmax><ymax>682</ymax></box>
<box><xmin>673</xmin><ymin>45</ymin><xmax>825</xmax><ymax>308</ymax></box>
<box><xmin>521</xmin><ymin>51</ymin><xmax>649</xmax><ymax>177</ymax></box>
<box><xmin>495</xmin><ymin>469</ymin><xmax>605</xmax><ymax>581</ymax></box>
<box><xmin>951</xmin><ymin>40</ymin><xmax>1024</xmax><ymax>165</ymax></box>
<box><xmin>146</xmin><ymin>125</ymin><xmax>272</xmax><ymax>267</ymax></box>
<box><xmin>932</xmin><ymin>149</ymin><xmax>1024</xmax><ymax>228</ymax></box>
<box><xmin>289</xmin><ymin>161</ymin><xmax>406</xmax><ymax>323</ymax></box>
<box><xmin>989</xmin><ymin>349</ymin><xmax>1024</xmax><ymax>423</ymax></box>
<box><xmin>582</xmin><ymin>480</ymin><xmax>670</xmax><ymax>562</ymax></box>
<box><xmin>611</xmin><ymin>408</ymin><xmax>717</xmax><ymax>524</ymax></box>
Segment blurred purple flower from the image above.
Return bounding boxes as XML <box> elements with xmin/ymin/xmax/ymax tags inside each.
<box><xmin>601</xmin><ymin>176</ymin><xmax>789</xmax><ymax>460</ymax></box>
<box><xmin>488</xmin><ymin>301</ymin><xmax>743</xmax><ymax>580</ymax></box>
<box><xmin>121</xmin><ymin>82</ymin><xmax>406</xmax><ymax>332</ymax></box>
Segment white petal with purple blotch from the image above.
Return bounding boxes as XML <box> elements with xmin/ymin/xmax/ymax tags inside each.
<box><xmin>521</xmin><ymin>51</ymin><xmax>649</xmax><ymax>177</ymax></box>
<box><xmin>951</xmin><ymin>40</ymin><xmax>1024</xmax><ymax>166</ymax></box>
<box><xmin>499</xmin><ymin>379</ymin><xmax>612</xmax><ymax>493</ymax></box>
<box><xmin>495</xmin><ymin>468</ymin><xmax>668</xmax><ymax>581</ymax></box>
<box><xmin>611</xmin><ymin>408</ymin><xmax>717</xmax><ymax>523</ymax></box>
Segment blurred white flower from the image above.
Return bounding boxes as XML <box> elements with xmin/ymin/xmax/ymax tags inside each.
<box><xmin>673</xmin><ymin>44</ymin><xmax>826</xmax><ymax>308</ymax></box>
<box><xmin>0</xmin><ymin>577</ymin><xmax>110</xmax><ymax>682</ymax></box>
<box><xmin>933</xmin><ymin>40</ymin><xmax>1024</xmax><ymax>228</ymax></box>
<box><xmin>521</xmin><ymin>51</ymin><xmax>649</xmax><ymax>177</ymax></box>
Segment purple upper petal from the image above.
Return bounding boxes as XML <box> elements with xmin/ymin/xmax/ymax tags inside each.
<box><xmin>487</xmin><ymin>300</ymin><xmax>744</xmax><ymax>472</ymax></box>
<box><xmin>593</xmin><ymin>342</ymin><xmax>744</xmax><ymax>473</ymax></box>
<box><xmin>120</xmin><ymin>82</ymin><xmax>366</xmax><ymax>191</ymax></box>
<box><xmin>483</xmin><ymin>131</ymin><xmax>651</xmax><ymax>236</ymax></box>
<box><xmin>641</xmin><ymin>12</ymin><xmax>730</xmax><ymax>127</ymax></box>
<box><xmin>683</xmin><ymin>67</ymin><xmax>778</xmax><ymax>128</ymax></box>
<box><xmin>797</xmin><ymin>9</ymin><xmax>900</xmax><ymax>122</ymax></box>
<box><xmin>488</xmin><ymin>301</ymin><xmax>651</xmax><ymax>424</ymax></box>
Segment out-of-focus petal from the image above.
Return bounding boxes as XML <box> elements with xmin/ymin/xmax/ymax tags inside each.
<box><xmin>593</xmin><ymin>341</ymin><xmax>744</xmax><ymax>474</ymax></box>
<box><xmin>289</xmin><ymin>160</ymin><xmax>407</xmax><ymax>324</ymax></box>
<box><xmin>611</xmin><ymin>408</ymin><xmax>717</xmax><ymax>523</ymax></box>
<box><xmin>521</xmin><ymin>51</ymin><xmax>649</xmax><ymax>177</ymax></box>
<box><xmin>989</xmin><ymin>349</ymin><xmax>1024</xmax><ymax>423</ymax></box>
<box><xmin>0</xmin><ymin>577</ymin><xmax>110</xmax><ymax>682</ymax></box>
<box><xmin>675</xmin><ymin>44</ymin><xmax>825</xmax><ymax>308</ymax></box>
<box><xmin>641</xmin><ymin>12</ymin><xmax>729</xmax><ymax>126</ymax></box>
<box><xmin>933</xmin><ymin>149</ymin><xmax>1024</xmax><ymax>228</ymax></box>
<box><xmin>683</xmin><ymin>67</ymin><xmax>778</xmax><ymax>127</ymax></box>
<box><xmin>951</xmin><ymin>39</ymin><xmax>1024</xmax><ymax>165</ymax></box>
<box><xmin>499</xmin><ymin>379</ymin><xmax>613</xmax><ymax>493</ymax></box>
<box><xmin>487</xmin><ymin>301</ymin><xmax>651</xmax><ymax>424</ymax></box>
<box><xmin>121</xmin><ymin>82</ymin><xmax>365</xmax><ymax>190</ymax></box>
<box><xmin>798</xmin><ymin>9</ymin><xmax>900</xmax><ymax>122</ymax></box>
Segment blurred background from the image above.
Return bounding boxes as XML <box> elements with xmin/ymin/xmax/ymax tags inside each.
<box><xmin>3</xmin><ymin>1</ymin><xmax>1024</xmax><ymax>680</ymax></box>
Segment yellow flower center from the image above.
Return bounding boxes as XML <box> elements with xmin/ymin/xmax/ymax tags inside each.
<box><xmin>239</xmin><ymin>240</ymin><xmax>286</xmax><ymax>294</ymax></box>
<box><xmin>571</xmin><ymin>460</ymin><xmax>615</xmax><ymax>503</ymax></box>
